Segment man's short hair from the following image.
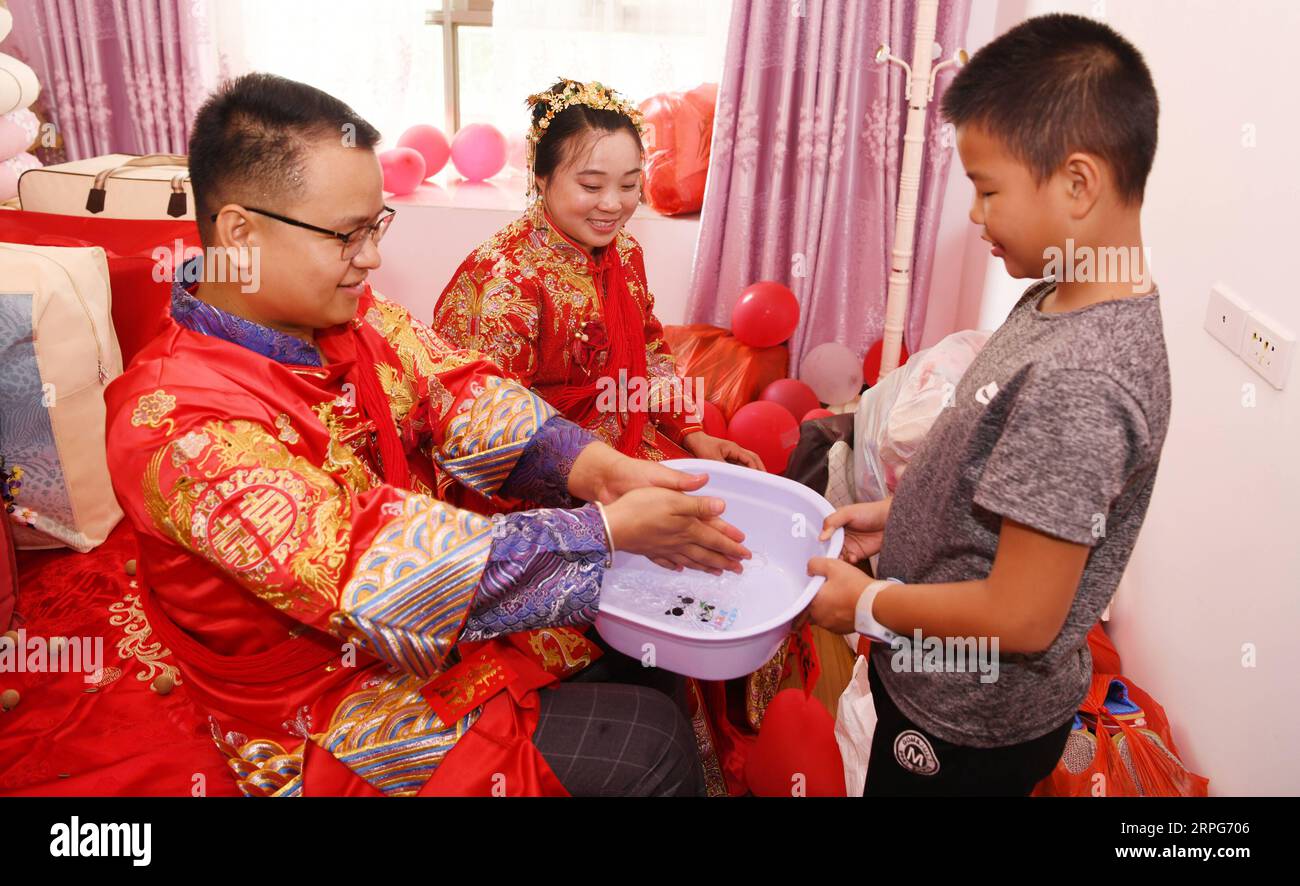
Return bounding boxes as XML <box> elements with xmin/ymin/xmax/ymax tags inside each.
<box><xmin>941</xmin><ymin>13</ymin><xmax>1158</xmax><ymax>204</ymax></box>
<box><xmin>188</xmin><ymin>73</ymin><xmax>381</xmax><ymax>237</ymax></box>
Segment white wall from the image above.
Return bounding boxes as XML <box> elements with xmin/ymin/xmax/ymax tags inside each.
<box><xmin>935</xmin><ymin>0</ymin><xmax>1300</xmax><ymax>795</ymax></box>
<box><xmin>920</xmin><ymin>0</ymin><xmax>1001</xmax><ymax>347</ymax></box>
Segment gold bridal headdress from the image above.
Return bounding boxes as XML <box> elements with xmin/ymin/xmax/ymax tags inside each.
<box><xmin>524</xmin><ymin>78</ymin><xmax>645</xmax><ymax>197</ymax></box>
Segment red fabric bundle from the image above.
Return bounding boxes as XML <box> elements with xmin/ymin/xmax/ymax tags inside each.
<box><xmin>0</xmin><ymin>210</ymin><xmax>199</xmax><ymax>366</ymax></box>
<box><xmin>1086</xmin><ymin>621</ymin><xmax>1122</xmax><ymax>675</ymax></box>
<box><xmin>639</xmin><ymin>83</ymin><xmax>718</xmax><ymax>216</ymax></box>
<box><xmin>662</xmin><ymin>324</ymin><xmax>789</xmax><ymax>422</ymax></box>
<box><xmin>2</xmin><ymin>523</ymin><xmax>239</xmax><ymax>795</ymax></box>
<box><xmin>1032</xmin><ymin>673</ymin><xmax>1209</xmax><ymax>797</ymax></box>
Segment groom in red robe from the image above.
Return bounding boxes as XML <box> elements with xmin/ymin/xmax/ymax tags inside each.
<box><xmin>104</xmin><ymin>73</ymin><xmax>751</xmax><ymax>796</ymax></box>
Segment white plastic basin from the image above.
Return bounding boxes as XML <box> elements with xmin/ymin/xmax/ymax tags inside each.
<box><xmin>594</xmin><ymin>459</ymin><xmax>844</xmax><ymax>680</ymax></box>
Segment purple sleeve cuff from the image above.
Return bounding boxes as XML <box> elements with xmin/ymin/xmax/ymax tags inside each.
<box><xmin>460</xmin><ymin>503</ymin><xmax>608</xmax><ymax>641</ymax></box>
<box><xmin>500</xmin><ymin>414</ymin><xmax>597</xmax><ymax>507</ymax></box>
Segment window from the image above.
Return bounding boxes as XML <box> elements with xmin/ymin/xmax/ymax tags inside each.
<box><xmin>214</xmin><ymin>0</ymin><xmax>732</xmax><ymax>153</ymax></box>
<box><xmin>426</xmin><ymin>1</ymin><xmax>493</xmax><ymax>135</ymax></box>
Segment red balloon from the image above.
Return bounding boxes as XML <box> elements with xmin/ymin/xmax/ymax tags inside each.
<box><xmin>862</xmin><ymin>338</ymin><xmax>910</xmax><ymax>387</ymax></box>
<box><xmin>745</xmin><ymin>688</ymin><xmax>846</xmax><ymax>797</ymax></box>
<box><xmin>700</xmin><ymin>401</ymin><xmax>727</xmax><ymax>438</ymax></box>
<box><xmin>802</xmin><ymin>407</ymin><xmax>834</xmax><ymax>422</ymax></box>
<box><xmin>731</xmin><ymin>281</ymin><xmax>799</xmax><ymax>348</ymax></box>
<box><xmin>760</xmin><ymin>378</ymin><xmax>820</xmax><ymax>422</ymax></box>
<box><xmin>726</xmin><ymin>401</ymin><xmax>800</xmax><ymax>474</ymax></box>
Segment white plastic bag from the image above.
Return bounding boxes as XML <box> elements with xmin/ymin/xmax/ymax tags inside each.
<box><xmin>853</xmin><ymin>329</ymin><xmax>991</xmax><ymax>502</ymax></box>
<box><xmin>834</xmin><ymin>654</ymin><xmax>877</xmax><ymax>797</ymax></box>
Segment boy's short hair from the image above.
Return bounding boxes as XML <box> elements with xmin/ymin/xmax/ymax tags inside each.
<box><xmin>941</xmin><ymin>13</ymin><xmax>1158</xmax><ymax>205</ymax></box>
<box><xmin>188</xmin><ymin>73</ymin><xmax>381</xmax><ymax>239</ymax></box>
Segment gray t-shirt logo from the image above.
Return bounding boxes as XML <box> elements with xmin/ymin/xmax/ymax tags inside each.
<box><xmin>974</xmin><ymin>380</ymin><xmax>1001</xmax><ymax>405</ymax></box>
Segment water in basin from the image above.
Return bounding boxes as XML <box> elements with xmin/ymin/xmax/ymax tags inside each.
<box><xmin>600</xmin><ymin>551</ymin><xmax>802</xmax><ymax>635</ymax></box>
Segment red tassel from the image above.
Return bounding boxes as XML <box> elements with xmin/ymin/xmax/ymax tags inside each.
<box><xmin>349</xmin><ymin>326</ymin><xmax>412</xmax><ymax>489</ymax></box>
<box><xmin>542</xmin><ymin>249</ymin><xmax>648</xmax><ymax>455</ymax></box>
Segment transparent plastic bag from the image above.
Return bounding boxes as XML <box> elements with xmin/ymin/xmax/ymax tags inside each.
<box><xmin>639</xmin><ymin>83</ymin><xmax>717</xmax><ymax>216</ymax></box>
<box><xmin>852</xmin><ymin>329</ymin><xmax>991</xmax><ymax>502</ymax></box>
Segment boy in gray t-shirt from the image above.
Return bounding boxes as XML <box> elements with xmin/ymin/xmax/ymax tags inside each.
<box><xmin>805</xmin><ymin>13</ymin><xmax>1169</xmax><ymax>795</ymax></box>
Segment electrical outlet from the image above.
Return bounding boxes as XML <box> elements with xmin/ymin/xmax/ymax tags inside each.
<box><xmin>1240</xmin><ymin>310</ymin><xmax>1295</xmax><ymax>390</ymax></box>
<box><xmin>1204</xmin><ymin>283</ymin><xmax>1247</xmax><ymax>352</ymax></box>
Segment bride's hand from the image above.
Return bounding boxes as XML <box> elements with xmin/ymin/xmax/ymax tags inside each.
<box><xmin>683</xmin><ymin>431</ymin><xmax>764</xmax><ymax>472</ymax></box>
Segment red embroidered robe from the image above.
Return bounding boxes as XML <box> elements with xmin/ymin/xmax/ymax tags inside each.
<box><xmin>104</xmin><ymin>287</ymin><xmax>599</xmax><ymax>796</ymax></box>
<box><xmin>433</xmin><ymin>199</ymin><xmax>704</xmax><ymax>463</ymax></box>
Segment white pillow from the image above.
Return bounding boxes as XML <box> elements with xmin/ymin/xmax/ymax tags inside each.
<box><xmin>1</xmin><ymin>242</ymin><xmax>123</xmax><ymax>551</ymax></box>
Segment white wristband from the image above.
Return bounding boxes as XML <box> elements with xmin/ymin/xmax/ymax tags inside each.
<box><xmin>854</xmin><ymin>578</ymin><xmax>902</xmax><ymax>645</ymax></box>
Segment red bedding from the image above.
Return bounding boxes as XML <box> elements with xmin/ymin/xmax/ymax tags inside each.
<box><xmin>0</xmin><ymin>522</ymin><xmax>239</xmax><ymax>796</ymax></box>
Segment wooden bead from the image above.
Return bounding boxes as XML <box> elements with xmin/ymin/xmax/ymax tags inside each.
<box><xmin>1</xmin><ymin>689</ymin><xmax>19</xmax><ymax>711</ymax></box>
<box><xmin>125</xmin><ymin>559</ymin><xmax>137</xmax><ymax>576</ymax></box>
<box><xmin>151</xmin><ymin>674</ymin><xmax>174</xmax><ymax>695</ymax></box>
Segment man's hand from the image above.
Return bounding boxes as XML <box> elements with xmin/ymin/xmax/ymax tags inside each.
<box><xmin>803</xmin><ymin>557</ymin><xmax>872</xmax><ymax>634</ymax></box>
<box><xmin>604</xmin><ymin>487</ymin><xmax>751</xmax><ymax>575</ymax></box>
<box><xmin>683</xmin><ymin>431</ymin><xmax>765</xmax><ymax>472</ymax></box>
<box><xmin>819</xmin><ymin>498</ymin><xmax>892</xmax><ymax>562</ymax></box>
<box><xmin>568</xmin><ymin>441</ymin><xmax>714</xmax><ymax>504</ymax></box>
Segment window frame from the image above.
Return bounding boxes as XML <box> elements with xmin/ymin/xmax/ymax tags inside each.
<box><xmin>425</xmin><ymin>1</ymin><xmax>494</xmax><ymax>134</ymax></box>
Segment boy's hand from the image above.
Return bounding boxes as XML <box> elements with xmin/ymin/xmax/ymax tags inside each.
<box><xmin>819</xmin><ymin>499</ymin><xmax>891</xmax><ymax>562</ymax></box>
<box><xmin>804</xmin><ymin>557</ymin><xmax>872</xmax><ymax>635</ymax></box>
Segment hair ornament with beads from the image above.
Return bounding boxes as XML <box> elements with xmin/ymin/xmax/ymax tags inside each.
<box><xmin>525</xmin><ymin>78</ymin><xmax>645</xmax><ymax>197</ymax></box>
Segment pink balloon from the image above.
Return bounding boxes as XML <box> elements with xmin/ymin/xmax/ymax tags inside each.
<box><xmin>701</xmin><ymin>401</ymin><xmax>727</xmax><ymax>438</ymax></box>
<box><xmin>760</xmin><ymin>378</ymin><xmax>821</xmax><ymax>422</ymax></box>
<box><xmin>802</xmin><ymin>407</ymin><xmax>834</xmax><ymax>423</ymax></box>
<box><xmin>731</xmin><ymin>281</ymin><xmax>799</xmax><ymax>348</ymax></box>
<box><xmin>505</xmin><ymin>131</ymin><xmax>529</xmax><ymax>171</ymax></box>
<box><xmin>397</xmin><ymin>124</ymin><xmax>451</xmax><ymax>178</ymax></box>
<box><xmin>379</xmin><ymin>147</ymin><xmax>425</xmax><ymax>196</ymax></box>
<box><xmin>0</xmin><ymin>163</ymin><xmax>17</xmax><ymax>202</ymax></box>
<box><xmin>451</xmin><ymin>123</ymin><xmax>507</xmax><ymax>182</ymax></box>
<box><xmin>727</xmin><ymin>401</ymin><xmax>800</xmax><ymax>474</ymax></box>
<box><xmin>799</xmin><ymin>342</ymin><xmax>864</xmax><ymax>406</ymax></box>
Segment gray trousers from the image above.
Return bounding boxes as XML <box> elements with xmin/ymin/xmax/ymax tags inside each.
<box><xmin>532</xmin><ymin>682</ymin><xmax>705</xmax><ymax>797</ymax></box>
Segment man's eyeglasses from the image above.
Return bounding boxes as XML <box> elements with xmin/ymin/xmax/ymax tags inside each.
<box><xmin>211</xmin><ymin>206</ymin><xmax>397</xmax><ymax>260</ymax></box>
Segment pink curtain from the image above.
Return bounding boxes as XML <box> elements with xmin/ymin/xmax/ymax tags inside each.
<box><xmin>8</xmin><ymin>0</ymin><xmax>215</xmax><ymax>159</ymax></box>
<box><xmin>687</xmin><ymin>0</ymin><xmax>972</xmax><ymax>371</ymax></box>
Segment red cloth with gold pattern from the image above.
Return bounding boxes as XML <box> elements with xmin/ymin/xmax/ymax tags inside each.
<box><xmin>102</xmin><ymin>287</ymin><xmax>585</xmax><ymax>796</ymax></box>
